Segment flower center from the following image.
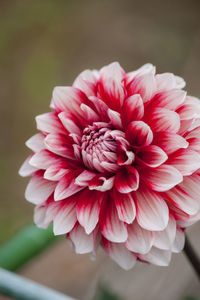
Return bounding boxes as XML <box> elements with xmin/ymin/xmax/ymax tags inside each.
<box><xmin>81</xmin><ymin>122</ymin><xmax>122</xmax><ymax>172</ymax></box>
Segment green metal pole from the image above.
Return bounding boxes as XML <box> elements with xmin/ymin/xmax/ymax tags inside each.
<box><xmin>0</xmin><ymin>267</ymin><xmax>75</xmax><ymax>300</ymax></box>
<box><xmin>0</xmin><ymin>224</ymin><xmax>59</xmax><ymax>271</ymax></box>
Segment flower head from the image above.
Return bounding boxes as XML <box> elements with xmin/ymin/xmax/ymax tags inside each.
<box><xmin>19</xmin><ymin>62</ymin><xmax>200</xmax><ymax>269</ymax></box>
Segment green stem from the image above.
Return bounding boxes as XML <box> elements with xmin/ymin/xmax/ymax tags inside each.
<box><xmin>0</xmin><ymin>224</ymin><xmax>59</xmax><ymax>271</ymax></box>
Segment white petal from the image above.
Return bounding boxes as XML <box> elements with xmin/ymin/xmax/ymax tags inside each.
<box><xmin>25</xmin><ymin>173</ymin><xmax>56</xmax><ymax>205</ymax></box>
<box><xmin>103</xmin><ymin>239</ymin><xmax>136</xmax><ymax>270</ymax></box>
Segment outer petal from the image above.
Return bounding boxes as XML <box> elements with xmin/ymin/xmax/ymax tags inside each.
<box><xmin>151</xmin><ymin>89</ymin><xmax>186</xmax><ymax>110</ymax></box>
<box><xmin>69</xmin><ymin>223</ymin><xmax>100</xmax><ymax>254</ymax></box>
<box><xmin>25</xmin><ymin>133</ymin><xmax>45</xmax><ymax>152</ymax></box>
<box><xmin>115</xmin><ymin>167</ymin><xmax>139</xmax><ymax>193</ymax></box>
<box><xmin>36</xmin><ymin>112</ymin><xmax>66</xmax><ymax>135</ymax></box>
<box><xmin>25</xmin><ymin>172</ymin><xmax>56</xmax><ymax>205</ymax></box>
<box><xmin>53</xmin><ymin>198</ymin><xmax>77</xmax><ymax>235</ymax></box>
<box><xmin>44</xmin><ymin>133</ymin><xmax>75</xmax><ymax>159</ymax></box>
<box><xmin>134</xmin><ymin>186</ymin><xmax>169</xmax><ymax>231</ymax></box>
<box><xmin>76</xmin><ymin>189</ymin><xmax>103</xmax><ymax>234</ymax></box>
<box><xmin>153</xmin><ymin>216</ymin><xmax>176</xmax><ymax>250</ymax></box>
<box><xmin>137</xmin><ymin>145</ymin><xmax>168</xmax><ymax>168</ymax></box>
<box><xmin>51</xmin><ymin>86</ymin><xmax>86</xmax><ymax>120</ymax></box>
<box><xmin>155</xmin><ymin>73</ymin><xmax>185</xmax><ymax>92</ymax></box>
<box><xmin>165</xmin><ymin>175</ymin><xmax>200</xmax><ymax>215</ymax></box>
<box><xmin>140</xmin><ymin>164</ymin><xmax>183</xmax><ymax>192</ymax></box>
<box><xmin>54</xmin><ymin>171</ymin><xmax>84</xmax><ymax>201</ymax></box>
<box><xmin>113</xmin><ymin>190</ymin><xmax>136</xmax><ymax>224</ymax></box>
<box><xmin>153</xmin><ymin>132</ymin><xmax>188</xmax><ymax>155</ymax></box>
<box><xmin>99</xmin><ymin>197</ymin><xmax>128</xmax><ymax>243</ymax></box>
<box><xmin>102</xmin><ymin>239</ymin><xmax>136</xmax><ymax>270</ymax></box>
<box><xmin>140</xmin><ymin>247</ymin><xmax>171</xmax><ymax>266</ymax></box>
<box><xmin>126</xmin><ymin>121</ymin><xmax>153</xmax><ymax>147</ymax></box>
<box><xmin>73</xmin><ymin>69</ymin><xmax>97</xmax><ymax>97</ymax></box>
<box><xmin>172</xmin><ymin>227</ymin><xmax>185</xmax><ymax>253</ymax></box>
<box><xmin>19</xmin><ymin>155</ymin><xmax>37</xmax><ymax>177</ymax></box>
<box><xmin>98</xmin><ymin>62</ymin><xmax>125</xmax><ymax>110</ymax></box>
<box><xmin>128</xmin><ymin>71</ymin><xmax>156</xmax><ymax>103</ymax></box>
<box><xmin>29</xmin><ymin>149</ymin><xmax>60</xmax><ymax>170</ymax></box>
<box><xmin>147</xmin><ymin>107</ymin><xmax>180</xmax><ymax>133</ymax></box>
<box><xmin>167</xmin><ymin>149</ymin><xmax>200</xmax><ymax>176</ymax></box>
<box><xmin>126</xmin><ymin>220</ymin><xmax>154</xmax><ymax>254</ymax></box>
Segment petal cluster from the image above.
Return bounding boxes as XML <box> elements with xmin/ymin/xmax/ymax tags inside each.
<box><xmin>19</xmin><ymin>62</ymin><xmax>200</xmax><ymax>269</ymax></box>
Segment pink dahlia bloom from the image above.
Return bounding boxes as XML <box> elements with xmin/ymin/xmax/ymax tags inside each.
<box><xmin>19</xmin><ymin>62</ymin><xmax>200</xmax><ymax>269</ymax></box>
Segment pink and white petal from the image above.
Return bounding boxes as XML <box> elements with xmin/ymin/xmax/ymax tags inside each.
<box><xmin>88</xmin><ymin>96</ymin><xmax>109</xmax><ymax>122</ymax></box>
<box><xmin>113</xmin><ymin>190</ymin><xmax>136</xmax><ymax>224</ymax></box>
<box><xmin>53</xmin><ymin>199</ymin><xmax>77</xmax><ymax>235</ymax></box>
<box><xmin>102</xmin><ymin>239</ymin><xmax>136</xmax><ymax>270</ymax></box>
<box><xmin>139</xmin><ymin>247</ymin><xmax>172</xmax><ymax>266</ymax></box>
<box><xmin>115</xmin><ymin>167</ymin><xmax>139</xmax><ymax>194</ymax></box>
<box><xmin>75</xmin><ymin>170</ymin><xmax>96</xmax><ymax>186</ymax></box>
<box><xmin>99</xmin><ymin>198</ymin><xmax>128</xmax><ymax>243</ymax></box>
<box><xmin>152</xmin><ymin>89</ymin><xmax>186</xmax><ymax>110</ymax></box>
<box><xmin>154</xmin><ymin>132</ymin><xmax>188</xmax><ymax>155</ymax></box>
<box><xmin>155</xmin><ymin>73</ymin><xmax>179</xmax><ymax>92</ymax></box>
<box><xmin>171</xmin><ymin>227</ymin><xmax>185</xmax><ymax>253</ymax></box>
<box><xmin>107</xmin><ymin>109</ymin><xmax>123</xmax><ymax>129</ymax></box>
<box><xmin>126</xmin><ymin>63</ymin><xmax>155</xmax><ymax>85</ymax></box>
<box><xmin>73</xmin><ymin>69</ymin><xmax>97</xmax><ymax>97</ymax></box>
<box><xmin>156</xmin><ymin>73</ymin><xmax>185</xmax><ymax>91</ymax></box>
<box><xmin>187</xmin><ymin>138</ymin><xmax>200</xmax><ymax>154</ymax></box>
<box><xmin>54</xmin><ymin>171</ymin><xmax>84</xmax><ymax>201</ymax></box>
<box><xmin>89</xmin><ymin>175</ymin><xmax>114</xmax><ymax>192</ymax></box>
<box><xmin>177</xmin><ymin>101</ymin><xmax>200</xmax><ymax>120</ymax></box>
<box><xmin>147</xmin><ymin>107</ymin><xmax>180</xmax><ymax>133</ymax></box>
<box><xmin>69</xmin><ymin>223</ymin><xmax>98</xmax><ymax>254</ymax></box>
<box><xmin>29</xmin><ymin>149</ymin><xmax>59</xmax><ymax>169</ymax></box>
<box><xmin>168</xmin><ymin>149</ymin><xmax>200</xmax><ymax>176</ymax></box>
<box><xmin>98</xmin><ymin>62</ymin><xmax>125</xmax><ymax>110</ymax></box>
<box><xmin>44</xmin><ymin>133</ymin><xmax>75</xmax><ymax>159</ymax></box>
<box><xmin>25</xmin><ymin>172</ymin><xmax>56</xmax><ymax>205</ymax></box>
<box><xmin>122</xmin><ymin>94</ymin><xmax>144</xmax><ymax>125</ymax></box>
<box><xmin>25</xmin><ymin>133</ymin><xmax>45</xmax><ymax>152</ymax></box>
<box><xmin>76</xmin><ymin>189</ymin><xmax>103</xmax><ymax>234</ymax></box>
<box><xmin>165</xmin><ymin>185</ymin><xmax>200</xmax><ymax>216</ymax></box>
<box><xmin>141</xmin><ymin>164</ymin><xmax>183</xmax><ymax>192</ymax></box>
<box><xmin>185</xmin><ymin>126</ymin><xmax>200</xmax><ymax>139</ymax></box>
<box><xmin>117</xmin><ymin>148</ymin><xmax>135</xmax><ymax>166</ymax></box>
<box><xmin>128</xmin><ymin>71</ymin><xmax>156</xmax><ymax>103</ymax></box>
<box><xmin>126</xmin><ymin>220</ymin><xmax>154</xmax><ymax>254</ymax></box>
<box><xmin>153</xmin><ymin>216</ymin><xmax>176</xmax><ymax>250</ymax></box>
<box><xmin>19</xmin><ymin>155</ymin><xmax>37</xmax><ymax>177</ymax></box>
<box><xmin>58</xmin><ymin>111</ymin><xmax>82</xmax><ymax>135</ymax></box>
<box><xmin>126</xmin><ymin>121</ymin><xmax>153</xmax><ymax>147</ymax></box>
<box><xmin>51</xmin><ymin>86</ymin><xmax>86</xmax><ymax>120</ymax></box>
<box><xmin>34</xmin><ymin>205</ymin><xmax>49</xmax><ymax>229</ymax></box>
<box><xmin>44</xmin><ymin>166</ymin><xmax>69</xmax><ymax>181</ymax></box>
<box><xmin>137</xmin><ymin>145</ymin><xmax>168</xmax><ymax>168</ymax></box>
<box><xmin>36</xmin><ymin>112</ymin><xmax>66</xmax><ymax>135</ymax></box>
<box><xmin>134</xmin><ymin>186</ymin><xmax>169</xmax><ymax>231</ymax></box>
<box><xmin>80</xmin><ymin>103</ymin><xmax>100</xmax><ymax>123</ymax></box>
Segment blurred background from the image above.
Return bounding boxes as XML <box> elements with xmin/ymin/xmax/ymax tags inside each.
<box><xmin>0</xmin><ymin>0</ymin><xmax>200</xmax><ymax>299</ymax></box>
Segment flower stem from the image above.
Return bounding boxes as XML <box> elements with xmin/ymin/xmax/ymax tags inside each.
<box><xmin>184</xmin><ymin>233</ymin><xmax>200</xmax><ymax>280</ymax></box>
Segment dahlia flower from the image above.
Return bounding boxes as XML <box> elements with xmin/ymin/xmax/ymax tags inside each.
<box><xmin>19</xmin><ymin>62</ymin><xmax>200</xmax><ymax>270</ymax></box>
